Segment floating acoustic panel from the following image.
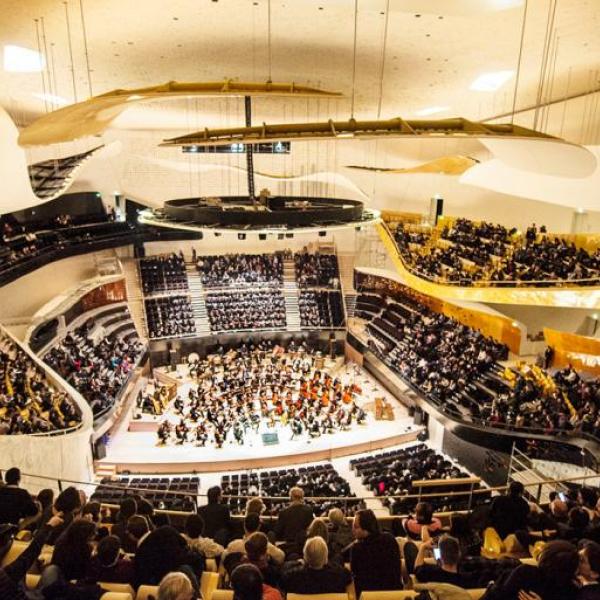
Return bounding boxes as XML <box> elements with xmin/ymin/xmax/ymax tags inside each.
<box><xmin>161</xmin><ymin>117</ymin><xmax>556</xmax><ymax>146</ymax></box>
<box><xmin>18</xmin><ymin>80</ymin><xmax>342</xmax><ymax>147</ymax></box>
<box><xmin>28</xmin><ymin>145</ymin><xmax>104</xmax><ymax>200</ymax></box>
<box><xmin>345</xmin><ymin>155</ymin><xmax>479</xmax><ymax>176</ymax></box>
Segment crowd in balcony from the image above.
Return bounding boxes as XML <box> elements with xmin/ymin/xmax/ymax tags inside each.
<box><xmin>145</xmin><ymin>296</ymin><xmax>196</xmax><ymax>339</ymax></box>
<box><xmin>206</xmin><ymin>290</ymin><xmax>286</xmax><ymax>332</ymax></box>
<box><xmin>298</xmin><ymin>290</ymin><xmax>345</xmax><ymax>328</ymax></box>
<box><xmin>394</xmin><ymin>218</ymin><xmax>600</xmax><ymax>286</ymax></box>
<box><xmin>295</xmin><ymin>251</ymin><xmax>340</xmax><ymax>287</ymax></box>
<box><xmin>0</xmin><ymin>335</ymin><xmax>81</xmax><ymax>434</ymax></box>
<box><xmin>43</xmin><ymin>322</ymin><xmax>145</xmax><ymax>417</ymax></box>
<box><xmin>4</xmin><ymin>462</ymin><xmax>600</xmax><ymax>599</ymax></box>
<box><xmin>139</xmin><ymin>252</ymin><xmax>188</xmax><ymax>295</ymax></box>
<box><xmin>196</xmin><ymin>253</ymin><xmax>284</xmax><ymax>287</ymax></box>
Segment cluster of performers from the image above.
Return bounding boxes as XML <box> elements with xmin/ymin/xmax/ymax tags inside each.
<box><xmin>145</xmin><ymin>340</ymin><xmax>368</xmax><ymax>448</ymax></box>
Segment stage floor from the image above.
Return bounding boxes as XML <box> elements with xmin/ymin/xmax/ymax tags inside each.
<box><xmin>101</xmin><ymin>361</ymin><xmax>420</xmax><ymax>473</ymax></box>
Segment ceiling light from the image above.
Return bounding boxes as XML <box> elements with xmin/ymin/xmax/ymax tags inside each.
<box><xmin>3</xmin><ymin>45</ymin><xmax>45</xmax><ymax>72</ymax></box>
<box><xmin>32</xmin><ymin>93</ymin><xmax>68</xmax><ymax>106</ymax></box>
<box><xmin>416</xmin><ymin>106</ymin><xmax>450</xmax><ymax>116</ymax></box>
<box><xmin>127</xmin><ymin>94</ymin><xmax>143</xmax><ymax>101</ymax></box>
<box><xmin>336</xmin><ymin>132</ymin><xmax>354</xmax><ymax>138</ymax></box>
<box><xmin>470</xmin><ymin>70</ymin><xmax>514</xmax><ymax>92</ymax></box>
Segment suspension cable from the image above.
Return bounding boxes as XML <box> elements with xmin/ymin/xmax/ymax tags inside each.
<box><xmin>79</xmin><ymin>0</ymin><xmax>93</xmax><ymax>97</ymax></box>
<box><xmin>350</xmin><ymin>0</ymin><xmax>359</xmax><ymax>118</ymax></box>
<box><xmin>376</xmin><ymin>0</ymin><xmax>391</xmax><ymax>119</ymax></box>
<box><xmin>267</xmin><ymin>0</ymin><xmax>272</xmax><ymax>83</ymax></box>
<box><xmin>510</xmin><ymin>0</ymin><xmax>528</xmax><ymax>125</ymax></box>
<box><xmin>63</xmin><ymin>1</ymin><xmax>78</xmax><ymax>102</ymax></box>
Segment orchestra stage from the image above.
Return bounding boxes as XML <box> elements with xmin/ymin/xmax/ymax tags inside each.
<box><xmin>99</xmin><ymin>361</ymin><xmax>421</xmax><ymax>474</ymax></box>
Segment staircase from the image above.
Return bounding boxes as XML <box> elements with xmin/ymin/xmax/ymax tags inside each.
<box><xmin>337</xmin><ymin>252</ymin><xmax>357</xmax><ymax>318</ymax></box>
<box><xmin>185</xmin><ymin>263</ymin><xmax>211</xmax><ymax>335</ymax></box>
<box><xmin>283</xmin><ymin>258</ymin><xmax>301</xmax><ymax>331</ymax></box>
<box><xmin>121</xmin><ymin>258</ymin><xmax>148</xmax><ymax>341</ymax></box>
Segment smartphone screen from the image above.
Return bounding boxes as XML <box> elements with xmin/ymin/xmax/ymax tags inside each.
<box><xmin>433</xmin><ymin>547</ymin><xmax>441</xmax><ymax>561</ymax></box>
<box><xmin>558</xmin><ymin>492</ymin><xmax>566</xmax><ymax>502</ymax></box>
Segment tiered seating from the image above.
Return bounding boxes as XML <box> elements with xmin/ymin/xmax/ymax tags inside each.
<box><xmin>358</xmin><ymin>288</ymin><xmax>508</xmax><ymax>418</ymax></box>
<box><xmin>0</xmin><ymin>333</ymin><xmax>81</xmax><ymax>434</ymax></box>
<box><xmin>43</xmin><ymin>321</ymin><xmax>145</xmax><ymax>418</ymax></box>
<box><xmin>91</xmin><ymin>475</ymin><xmax>199</xmax><ymax>512</ymax></box>
<box><xmin>354</xmin><ymin>292</ymin><xmax>387</xmax><ymax>319</ymax></box>
<box><xmin>299</xmin><ymin>290</ymin><xmax>345</xmax><ymax>328</ymax></box>
<box><xmin>351</xmin><ymin>444</ymin><xmax>488</xmax><ymax>514</ymax></box>
<box><xmin>139</xmin><ymin>253</ymin><xmax>188</xmax><ymax>295</ymax></box>
<box><xmin>0</xmin><ymin>215</ymin><xmax>135</xmax><ymax>284</ymax></box>
<box><xmin>196</xmin><ymin>253</ymin><xmax>283</xmax><ymax>287</ymax></box>
<box><xmin>205</xmin><ymin>290</ymin><xmax>286</xmax><ymax>332</ymax></box>
<box><xmin>295</xmin><ymin>251</ymin><xmax>340</xmax><ymax>287</ymax></box>
<box><xmin>221</xmin><ymin>464</ymin><xmax>363</xmax><ymax>516</ymax></box>
<box><xmin>392</xmin><ymin>217</ymin><xmax>600</xmax><ymax>287</ymax></box>
<box><xmin>144</xmin><ymin>296</ymin><xmax>196</xmax><ymax>339</ymax></box>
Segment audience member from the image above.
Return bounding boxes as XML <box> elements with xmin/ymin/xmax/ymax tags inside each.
<box><xmin>490</xmin><ymin>482</ymin><xmax>530</xmax><ymax>540</ymax></box>
<box><xmin>198</xmin><ymin>486</ymin><xmax>231</xmax><ymax>547</ymax></box>
<box><xmin>0</xmin><ymin>468</ymin><xmax>38</xmax><ymax>525</ymax></box>
<box><xmin>223</xmin><ymin>513</ymin><xmax>285</xmax><ymax>565</ymax></box>
<box><xmin>183</xmin><ymin>514</ymin><xmax>224</xmax><ymax>558</ymax></box>
<box><xmin>274</xmin><ymin>487</ymin><xmax>314</xmax><ymax>550</ymax></box>
<box><xmin>230</xmin><ymin>563</ymin><xmax>281</xmax><ymax>600</ymax></box>
<box><xmin>156</xmin><ymin>571</ymin><xmax>195</xmax><ymax>600</ymax></box>
<box><xmin>415</xmin><ymin>534</ymin><xmax>476</xmax><ymax>588</ymax></box>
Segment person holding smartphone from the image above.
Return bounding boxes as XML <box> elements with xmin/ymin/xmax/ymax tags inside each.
<box><xmin>414</xmin><ymin>534</ymin><xmax>475</xmax><ymax>588</ymax></box>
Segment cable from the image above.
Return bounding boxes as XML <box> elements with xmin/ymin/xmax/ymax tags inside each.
<box><xmin>533</xmin><ymin>0</ymin><xmax>558</xmax><ymax>131</ymax></box>
<box><xmin>34</xmin><ymin>19</ymin><xmax>48</xmax><ymax>113</ymax></box>
<box><xmin>350</xmin><ymin>0</ymin><xmax>359</xmax><ymax>118</ymax></box>
<box><xmin>79</xmin><ymin>0</ymin><xmax>93</xmax><ymax>97</ymax></box>
<box><xmin>64</xmin><ymin>1</ymin><xmax>78</xmax><ymax>102</ymax></box>
<box><xmin>377</xmin><ymin>0</ymin><xmax>390</xmax><ymax>120</ymax></box>
<box><xmin>267</xmin><ymin>0</ymin><xmax>272</xmax><ymax>83</ymax></box>
<box><xmin>510</xmin><ymin>0</ymin><xmax>528</xmax><ymax>125</ymax></box>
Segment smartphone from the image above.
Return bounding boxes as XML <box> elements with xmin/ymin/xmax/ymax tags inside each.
<box><xmin>558</xmin><ymin>492</ymin><xmax>567</xmax><ymax>502</ymax></box>
<box><xmin>433</xmin><ymin>547</ymin><xmax>441</xmax><ymax>561</ymax></box>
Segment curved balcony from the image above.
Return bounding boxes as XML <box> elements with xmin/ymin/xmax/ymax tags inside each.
<box><xmin>376</xmin><ymin>221</ymin><xmax>600</xmax><ymax>308</ymax></box>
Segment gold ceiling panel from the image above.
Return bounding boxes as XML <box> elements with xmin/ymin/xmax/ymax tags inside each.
<box><xmin>345</xmin><ymin>155</ymin><xmax>479</xmax><ymax>175</ymax></box>
<box><xmin>161</xmin><ymin>117</ymin><xmax>556</xmax><ymax>146</ymax></box>
<box><xmin>18</xmin><ymin>80</ymin><xmax>342</xmax><ymax>147</ymax></box>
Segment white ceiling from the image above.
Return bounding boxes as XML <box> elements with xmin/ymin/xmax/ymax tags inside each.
<box><xmin>1</xmin><ymin>0</ymin><xmax>600</xmax><ymax>221</ymax></box>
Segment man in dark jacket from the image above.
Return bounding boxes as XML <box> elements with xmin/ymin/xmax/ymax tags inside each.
<box><xmin>274</xmin><ymin>487</ymin><xmax>313</xmax><ymax>547</ymax></box>
<box><xmin>349</xmin><ymin>509</ymin><xmax>402</xmax><ymax>598</ymax></box>
<box><xmin>489</xmin><ymin>481</ymin><xmax>530</xmax><ymax>540</ymax></box>
<box><xmin>0</xmin><ymin>468</ymin><xmax>38</xmax><ymax>526</ymax></box>
<box><xmin>197</xmin><ymin>486</ymin><xmax>231</xmax><ymax>546</ymax></box>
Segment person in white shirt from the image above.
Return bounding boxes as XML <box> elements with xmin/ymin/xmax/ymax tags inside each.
<box><xmin>222</xmin><ymin>513</ymin><xmax>285</xmax><ymax>565</ymax></box>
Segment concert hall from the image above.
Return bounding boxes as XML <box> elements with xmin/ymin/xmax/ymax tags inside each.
<box><xmin>1</xmin><ymin>1</ymin><xmax>600</xmax><ymax>599</ymax></box>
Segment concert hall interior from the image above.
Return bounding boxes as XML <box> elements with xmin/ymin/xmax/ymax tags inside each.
<box><xmin>2</xmin><ymin>1</ymin><xmax>600</xmax><ymax>599</ymax></box>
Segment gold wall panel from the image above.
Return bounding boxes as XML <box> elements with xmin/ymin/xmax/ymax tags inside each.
<box><xmin>375</xmin><ymin>222</ymin><xmax>600</xmax><ymax>309</ymax></box>
<box><xmin>544</xmin><ymin>327</ymin><xmax>600</xmax><ymax>375</ymax></box>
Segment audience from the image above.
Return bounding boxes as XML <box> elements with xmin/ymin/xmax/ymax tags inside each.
<box><xmin>223</xmin><ymin>513</ymin><xmax>285</xmax><ymax>565</ymax></box>
<box><xmin>298</xmin><ymin>290</ymin><xmax>345</xmax><ymax>328</ymax></box>
<box><xmin>197</xmin><ymin>253</ymin><xmax>283</xmax><ymax>288</ymax></box>
<box><xmin>0</xmin><ymin>468</ymin><xmax>38</xmax><ymax>525</ymax></box>
<box><xmin>157</xmin><ymin>571</ymin><xmax>195</xmax><ymax>600</ymax></box>
<box><xmin>145</xmin><ymin>295</ymin><xmax>196</xmax><ymax>339</ymax></box>
<box><xmin>230</xmin><ymin>563</ymin><xmax>281</xmax><ymax>600</ymax></box>
<box><xmin>43</xmin><ymin>321</ymin><xmax>144</xmax><ymax>417</ymax></box>
<box><xmin>206</xmin><ymin>290</ymin><xmax>286</xmax><ymax>332</ymax></box>
<box><xmin>197</xmin><ymin>486</ymin><xmax>231</xmax><ymax>547</ymax></box>
<box><xmin>0</xmin><ymin>334</ymin><xmax>81</xmax><ymax>434</ymax></box>
<box><xmin>414</xmin><ymin>534</ymin><xmax>475</xmax><ymax>588</ymax></box>
<box><xmin>295</xmin><ymin>251</ymin><xmax>340</xmax><ymax>287</ymax></box>
<box><xmin>140</xmin><ymin>252</ymin><xmax>188</xmax><ymax>296</ymax></box>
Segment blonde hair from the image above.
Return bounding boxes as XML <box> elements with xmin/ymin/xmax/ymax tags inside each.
<box><xmin>246</xmin><ymin>497</ymin><xmax>265</xmax><ymax>515</ymax></box>
<box><xmin>328</xmin><ymin>508</ymin><xmax>345</xmax><ymax>526</ymax></box>
<box><xmin>304</xmin><ymin>536</ymin><xmax>328</xmax><ymax>569</ymax></box>
<box><xmin>157</xmin><ymin>571</ymin><xmax>193</xmax><ymax>600</ymax></box>
<box><xmin>307</xmin><ymin>517</ymin><xmax>329</xmax><ymax>543</ymax></box>
<box><xmin>290</xmin><ymin>486</ymin><xmax>304</xmax><ymax>502</ymax></box>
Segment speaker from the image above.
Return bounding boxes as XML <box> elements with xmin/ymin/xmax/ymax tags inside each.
<box><xmin>414</xmin><ymin>408</ymin><xmax>424</xmax><ymax>425</ymax></box>
<box><xmin>429</xmin><ymin>195</ymin><xmax>444</xmax><ymax>225</ymax></box>
<box><xmin>94</xmin><ymin>438</ymin><xmax>107</xmax><ymax>460</ymax></box>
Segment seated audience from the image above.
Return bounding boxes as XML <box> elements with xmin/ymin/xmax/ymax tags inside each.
<box><xmin>183</xmin><ymin>514</ymin><xmax>224</xmax><ymax>558</ymax></box>
<box><xmin>51</xmin><ymin>518</ymin><xmax>96</xmax><ymax>581</ymax></box>
<box><xmin>348</xmin><ymin>509</ymin><xmax>402</xmax><ymax>598</ymax></box>
<box><xmin>295</xmin><ymin>251</ymin><xmax>340</xmax><ymax>287</ymax></box>
<box><xmin>223</xmin><ymin>513</ymin><xmax>285</xmax><ymax>565</ymax></box>
<box><xmin>403</xmin><ymin>501</ymin><xmax>443</xmax><ymax>540</ymax></box>
<box><xmin>145</xmin><ymin>295</ymin><xmax>196</xmax><ymax>339</ymax></box>
<box><xmin>230</xmin><ymin>563</ymin><xmax>282</xmax><ymax>600</ymax></box>
<box><xmin>280</xmin><ymin>535</ymin><xmax>352</xmax><ymax>594</ymax></box>
<box><xmin>140</xmin><ymin>252</ymin><xmax>188</xmax><ymax>296</ymax></box>
<box><xmin>197</xmin><ymin>253</ymin><xmax>283</xmax><ymax>287</ymax></box>
<box><xmin>328</xmin><ymin>508</ymin><xmax>353</xmax><ymax>560</ymax></box>
<box><xmin>415</xmin><ymin>534</ymin><xmax>476</xmax><ymax>588</ymax></box>
<box><xmin>578</xmin><ymin>540</ymin><xmax>600</xmax><ymax>600</ymax></box>
<box><xmin>86</xmin><ymin>534</ymin><xmax>134</xmax><ymax>584</ymax></box>
<box><xmin>156</xmin><ymin>571</ymin><xmax>195</xmax><ymax>600</ymax></box>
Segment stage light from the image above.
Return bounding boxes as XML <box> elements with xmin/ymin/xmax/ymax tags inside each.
<box><xmin>278</xmin><ymin>233</ymin><xmax>285</xmax><ymax>240</ymax></box>
<box><xmin>285</xmin><ymin>233</ymin><xmax>294</xmax><ymax>239</ymax></box>
<box><xmin>259</xmin><ymin>233</ymin><xmax>267</xmax><ymax>241</ymax></box>
<box><xmin>318</xmin><ymin>231</ymin><xmax>327</xmax><ymax>237</ymax></box>
<box><xmin>238</xmin><ymin>233</ymin><xmax>246</xmax><ymax>240</ymax></box>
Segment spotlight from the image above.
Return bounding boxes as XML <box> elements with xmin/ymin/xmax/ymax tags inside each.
<box><xmin>259</xmin><ymin>233</ymin><xmax>267</xmax><ymax>241</ymax></box>
<box><xmin>238</xmin><ymin>233</ymin><xmax>246</xmax><ymax>240</ymax></box>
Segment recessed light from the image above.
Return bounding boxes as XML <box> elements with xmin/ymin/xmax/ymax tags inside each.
<box><xmin>3</xmin><ymin>45</ymin><xmax>45</xmax><ymax>72</ymax></box>
<box><xmin>470</xmin><ymin>70</ymin><xmax>514</xmax><ymax>91</ymax></box>
<box><xmin>415</xmin><ymin>13</ymin><xmax>421</xmax><ymax>17</ymax></box>
<box><xmin>416</xmin><ymin>106</ymin><xmax>450</xmax><ymax>116</ymax></box>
